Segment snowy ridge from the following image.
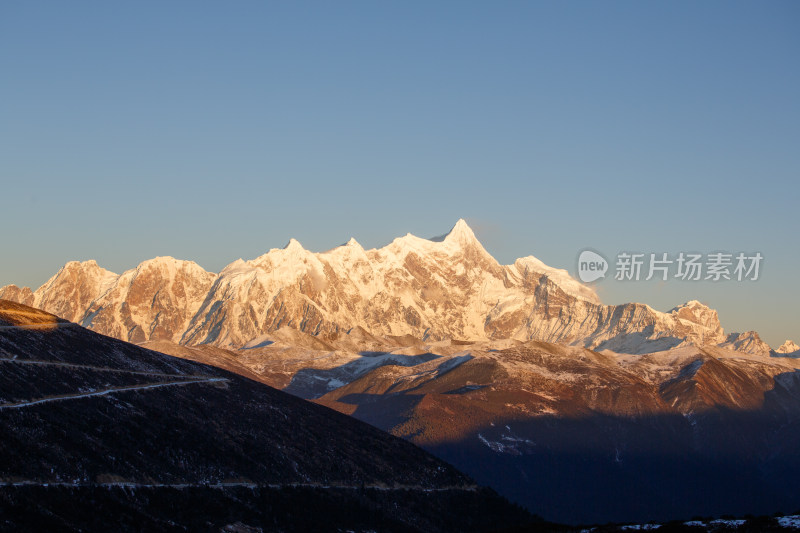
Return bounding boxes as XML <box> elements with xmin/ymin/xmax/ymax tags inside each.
<box><xmin>0</xmin><ymin>220</ymin><xmax>776</xmax><ymax>354</ymax></box>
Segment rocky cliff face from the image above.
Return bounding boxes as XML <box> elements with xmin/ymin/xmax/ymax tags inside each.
<box><xmin>0</xmin><ymin>220</ymin><xmax>771</xmax><ymax>354</ymax></box>
<box><xmin>82</xmin><ymin>257</ymin><xmax>216</xmax><ymax>344</ymax></box>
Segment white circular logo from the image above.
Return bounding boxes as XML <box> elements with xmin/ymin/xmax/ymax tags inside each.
<box><xmin>577</xmin><ymin>250</ymin><xmax>608</xmax><ymax>283</ymax></box>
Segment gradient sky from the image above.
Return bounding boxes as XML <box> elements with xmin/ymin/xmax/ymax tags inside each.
<box><xmin>1</xmin><ymin>1</ymin><xmax>798</xmax><ymax>346</ymax></box>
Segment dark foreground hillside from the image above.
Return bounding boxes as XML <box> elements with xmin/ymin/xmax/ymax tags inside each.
<box><xmin>0</xmin><ymin>300</ymin><xmax>532</xmax><ymax>532</ymax></box>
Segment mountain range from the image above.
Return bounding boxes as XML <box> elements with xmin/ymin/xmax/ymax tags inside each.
<box><xmin>0</xmin><ymin>220</ymin><xmax>790</xmax><ymax>356</ymax></box>
<box><xmin>4</xmin><ymin>220</ymin><xmax>800</xmax><ymax>525</ymax></box>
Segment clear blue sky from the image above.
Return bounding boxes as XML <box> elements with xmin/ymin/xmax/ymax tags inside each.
<box><xmin>1</xmin><ymin>1</ymin><xmax>798</xmax><ymax>346</ymax></box>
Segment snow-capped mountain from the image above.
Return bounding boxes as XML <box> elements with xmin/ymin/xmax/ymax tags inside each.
<box><xmin>719</xmin><ymin>330</ymin><xmax>772</xmax><ymax>356</ymax></box>
<box><xmin>0</xmin><ymin>220</ymin><xmax>772</xmax><ymax>354</ymax></box>
<box><xmin>776</xmin><ymin>339</ymin><xmax>800</xmax><ymax>357</ymax></box>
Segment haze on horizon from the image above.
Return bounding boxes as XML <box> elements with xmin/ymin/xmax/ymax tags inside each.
<box><xmin>0</xmin><ymin>1</ymin><xmax>797</xmax><ymax>346</ymax></box>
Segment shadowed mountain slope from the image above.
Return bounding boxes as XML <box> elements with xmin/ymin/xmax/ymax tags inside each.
<box><xmin>146</xmin><ymin>331</ymin><xmax>800</xmax><ymax>525</ymax></box>
<box><xmin>0</xmin><ymin>300</ymin><xmax>532</xmax><ymax>532</ymax></box>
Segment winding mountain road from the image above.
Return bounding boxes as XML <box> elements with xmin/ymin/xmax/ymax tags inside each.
<box><xmin>0</xmin><ymin>376</ymin><xmax>229</xmax><ymax>410</ymax></box>
<box><xmin>0</xmin><ymin>356</ymin><xmax>208</xmax><ymax>378</ymax></box>
<box><xmin>0</xmin><ymin>479</ymin><xmax>478</xmax><ymax>492</ymax></box>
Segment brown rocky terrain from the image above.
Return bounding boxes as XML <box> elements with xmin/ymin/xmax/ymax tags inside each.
<box><xmin>146</xmin><ymin>329</ymin><xmax>800</xmax><ymax>525</ymax></box>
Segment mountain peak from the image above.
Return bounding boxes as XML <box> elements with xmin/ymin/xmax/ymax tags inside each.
<box><xmin>443</xmin><ymin>219</ymin><xmax>479</xmax><ymax>247</ymax></box>
<box><xmin>683</xmin><ymin>299</ymin><xmax>708</xmax><ymax>308</ymax></box>
<box><xmin>63</xmin><ymin>259</ymin><xmax>102</xmax><ymax>270</ymax></box>
<box><xmin>284</xmin><ymin>238</ymin><xmax>305</xmax><ymax>251</ymax></box>
<box><xmin>667</xmin><ymin>300</ymin><xmax>723</xmax><ymax>342</ymax></box>
<box><xmin>140</xmin><ymin>255</ymin><xmax>178</xmax><ymax>265</ymax></box>
<box><xmin>777</xmin><ymin>340</ymin><xmax>800</xmax><ymax>354</ymax></box>
<box><xmin>720</xmin><ymin>330</ymin><xmax>772</xmax><ymax>356</ymax></box>
<box><xmin>51</xmin><ymin>259</ymin><xmax>117</xmax><ymax>281</ymax></box>
<box><xmin>670</xmin><ymin>300</ymin><xmax>714</xmax><ymax>314</ymax></box>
